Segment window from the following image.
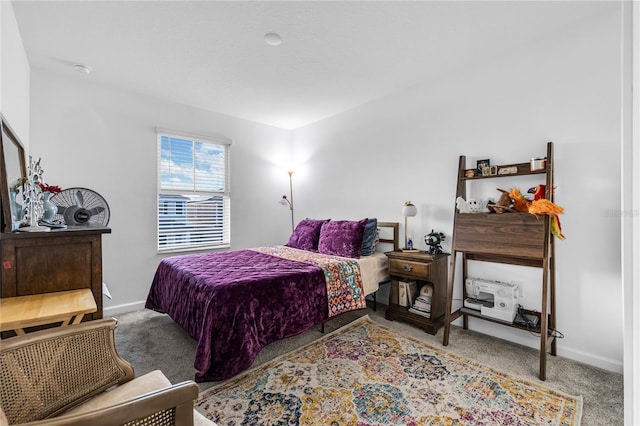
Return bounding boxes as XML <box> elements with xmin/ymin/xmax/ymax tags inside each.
<box><xmin>157</xmin><ymin>130</ymin><xmax>231</xmax><ymax>253</ymax></box>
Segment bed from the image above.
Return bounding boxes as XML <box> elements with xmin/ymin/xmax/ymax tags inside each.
<box><xmin>145</xmin><ymin>219</ymin><xmax>398</xmax><ymax>382</ymax></box>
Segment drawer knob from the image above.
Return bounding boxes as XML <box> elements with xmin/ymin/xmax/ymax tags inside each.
<box><xmin>403</xmin><ymin>264</ymin><xmax>413</xmax><ymax>272</ymax></box>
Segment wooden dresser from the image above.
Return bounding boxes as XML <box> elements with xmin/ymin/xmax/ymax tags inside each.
<box><xmin>0</xmin><ymin>226</ymin><xmax>110</xmax><ymax>321</ymax></box>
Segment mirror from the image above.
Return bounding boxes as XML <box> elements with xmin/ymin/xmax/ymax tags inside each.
<box><xmin>1</xmin><ymin>114</ymin><xmax>27</xmax><ymax>232</ymax></box>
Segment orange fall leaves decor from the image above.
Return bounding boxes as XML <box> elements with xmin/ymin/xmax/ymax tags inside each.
<box><xmin>528</xmin><ymin>199</ymin><xmax>564</xmax><ymax>216</ymax></box>
<box><xmin>508</xmin><ymin>187</ymin><xmax>565</xmax><ymax>239</ymax></box>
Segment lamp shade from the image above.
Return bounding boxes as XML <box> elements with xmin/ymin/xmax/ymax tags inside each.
<box><xmin>402</xmin><ymin>202</ymin><xmax>417</xmax><ymax>217</ymax></box>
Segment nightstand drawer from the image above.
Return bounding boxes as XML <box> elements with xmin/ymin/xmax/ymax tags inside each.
<box><xmin>389</xmin><ymin>258</ymin><xmax>430</xmax><ymax>280</ymax></box>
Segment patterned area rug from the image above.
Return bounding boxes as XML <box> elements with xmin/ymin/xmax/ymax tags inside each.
<box><xmin>196</xmin><ymin>316</ymin><xmax>582</xmax><ymax>425</ymax></box>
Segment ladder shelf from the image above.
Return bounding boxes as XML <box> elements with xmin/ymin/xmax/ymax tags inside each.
<box><xmin>442</xmin><ymin>142</ymin><xmax>556</xmax><ymax>381</ymax></box>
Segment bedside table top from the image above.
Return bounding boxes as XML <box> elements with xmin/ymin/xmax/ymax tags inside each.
<box><xmin>385</xmin><ymin>250</ymin><xmax>449</xmax><ymax>261</ymax></box>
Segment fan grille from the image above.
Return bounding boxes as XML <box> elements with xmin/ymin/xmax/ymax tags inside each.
<box><xmin>50</xmin><ymin>188</ymin><xmax>110</xmax><ymax>226</ymax></box>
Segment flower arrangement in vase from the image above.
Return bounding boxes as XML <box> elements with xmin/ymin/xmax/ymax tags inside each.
<box><xmin>39</xmin><ymin>183</ymin><xmax>62</xmax><ymax>222</ymax></box>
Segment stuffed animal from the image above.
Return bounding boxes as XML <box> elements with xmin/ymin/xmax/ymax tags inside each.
<box><xmin>508</xmin><ymin>188</ymin><xmax>532</xmax><ymax>213</ymax></box>
<box><xmin>509</xmin><ymin>188</ymin><xmax>563</xmax><ymax>215</ymax></box>
<box><xmin>456</xmin><ymin>197</ymin><xmax>481</xmax><ymax>213</ymax></box>
<box><xmin>528</xmin><ymin>185</ymin><xmax>565</xmax><ymax>239</ymax></box>
<box><xmin>509</xmin><ymin>186</ymin><xmax>565</xmax><ymax>239</ymax></box>
<box><xmin>487</xmin><ymin>188</ymin><xmax>512</xmax><ymax>213</ymax></box>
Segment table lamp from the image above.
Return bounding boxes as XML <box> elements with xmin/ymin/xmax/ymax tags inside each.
<box><xmin>402</xmin><ymin>201</ymin><xmax>418</xmax><ymax>250</ymax></box>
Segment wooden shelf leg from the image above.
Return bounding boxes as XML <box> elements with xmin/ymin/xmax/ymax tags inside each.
<box><xmin>550</xmin><ymin>241</ymin><xmax>557</xmax><ymax>356</ymax></box>
<box><xmin>539</xmin><ymin>256</ymin><xmax>550</xmax><ymax>381</ymax></box>
<box><xmin>443</xmin><ymin>252</ymin><xmax>457</xmax><ymax>346</ymax></box>
<box><xmin>461</xmin><ymin>252</ymin><xmax>469</xmax><ymax>330</ymax></box>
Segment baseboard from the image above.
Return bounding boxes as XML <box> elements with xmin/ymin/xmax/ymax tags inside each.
<box><xmin>106</xmin><ymin>300</ymin><xmax>623</xmax><ymax>374</ymax></box>
<box><xmin>453</xmin><ymin>316</ymin><xmax>623</xmax><ymax>374</ymax></box>
<box><xmin>104</xmin><ymin>300</ymin><xmax>147</xmax><ymax>316</ymax></box>
<box><xmin>556</xmin><ymin>346</ymin><xmax>623</xmax><ymax>375</ymax></box>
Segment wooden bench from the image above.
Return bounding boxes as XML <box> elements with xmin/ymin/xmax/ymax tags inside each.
<box><xmin>0</xmin><ymin>288</ymin><xmax>97</xmax><ymax>336</ymax></box>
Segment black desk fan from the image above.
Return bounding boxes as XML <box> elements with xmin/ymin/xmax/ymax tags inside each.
<box><xmin>51</xmin><ymin>187</ymin><xmax>110</xmax><ymax>226</ymax></box>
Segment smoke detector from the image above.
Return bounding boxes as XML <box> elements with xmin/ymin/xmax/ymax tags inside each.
<box><xmin>264</xmin><ymin>33</ymin><xmax>282</xmax><ymax>46</ymax></box>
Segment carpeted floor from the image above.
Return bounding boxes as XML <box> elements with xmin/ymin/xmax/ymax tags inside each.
<box><xmin>196</xmin><ymin>315</ymin><xmax>582</xmax><ymax>425</ymax></box>
<box><xmin>113</xmin><ymin>304</ymin><xmax>623</xmax><ymax>425</ymax></box>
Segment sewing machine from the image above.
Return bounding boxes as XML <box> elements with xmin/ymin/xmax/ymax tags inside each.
<box><xmin>464</xmin><ymin>278</ymin><xmax>519</xmax><ymax>323</ymax></box>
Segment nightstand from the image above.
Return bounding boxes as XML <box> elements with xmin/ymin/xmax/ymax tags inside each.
<box><xmin>384</xmin><ymin>250</ymin><xmax>449</xmax><ymax>335</ymax></box>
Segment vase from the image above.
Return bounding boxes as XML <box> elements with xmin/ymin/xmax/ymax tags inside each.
<box><xmin>42</xmin><ymin>192</ymin><xmax>57</xmax><ymax>222</ymax></box>
<box><xmin>9</xmin><ymin>190</ymin><xmax>24</xmax><ymax>222</ymax></box>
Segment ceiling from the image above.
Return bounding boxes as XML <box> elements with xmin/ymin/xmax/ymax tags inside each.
<box><xmin>11</xmin><ymin>1</ymin><xmax>610</xmax><ymax>130</ymax></box>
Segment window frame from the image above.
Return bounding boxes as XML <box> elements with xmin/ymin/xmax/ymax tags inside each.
<box><xmin>156</xmin><ymin>128</ymin><xmax>231</xmax><ymax>254</ymax></box>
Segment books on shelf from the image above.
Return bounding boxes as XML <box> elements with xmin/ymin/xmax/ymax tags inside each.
<box><xmin>399</xmin><ymin>281</ymin><xmax>435</xmax><ymax>319</ymax></box>
<box><xmin>398</xmin><ymin>280</ymin><xmax>418</xmax><ymax>307</ymax></box>
<box><xmin>410</xmin><ymin>282</ymin><xmax>433</xmax><ymax>318</ymax></box>
<box><xmin>408</xmin><ymin>307</ymin><xmax>431</xmax><ymax>318</ymax></box>
<box><xmin>407</xmin><ymin>281</ymin><xmax>418</xmax><ymax>304</ymax></box>
<box><xmin>398</xmin><ymin>281</ymin><xmax>407</xmax><ymax>306</ymax></box>
<box><xmin>412</xmin><ymin>295</ymin><xmax>432</xmax><ymax>312</ymax></box>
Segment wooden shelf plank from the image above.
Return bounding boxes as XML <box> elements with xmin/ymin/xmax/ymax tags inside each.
<box><xmin>452</xmin><ymin>212</ymin><xmax>546</xmax><ymax>259</ymax></box>
<box><xmin>458</xmin><ymin>307</ymin><xmax>553</xmax><ymax>335</ymax></box>
<box><xmin>460</xmin><ymin>162</ymin><xmax>547</xmax><ymax>180</ymax></box>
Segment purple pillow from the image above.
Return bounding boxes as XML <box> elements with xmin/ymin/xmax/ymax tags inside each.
<box><xmin>286</xmin><ymin>219</ymin><xmax>330</xmax><ymax>251</ymax></box>
<box><xmin>317</xmin><ymin>219</ymin><xmax>368</xmax><ymax>258</ymax></box>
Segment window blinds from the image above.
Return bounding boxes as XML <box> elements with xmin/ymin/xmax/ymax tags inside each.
<box><xmin>157</xmin><ymin>131</ymin><xmax>231</xmax><ymax>252</ymax></box>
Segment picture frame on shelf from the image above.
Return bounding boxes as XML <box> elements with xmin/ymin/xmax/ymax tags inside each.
<box><xmin>476</xmin><ymin>159</ymin><xmax>490</xmax><ymax>176</ymax></box>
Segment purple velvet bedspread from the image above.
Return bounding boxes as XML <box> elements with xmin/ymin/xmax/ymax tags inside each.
<box><xmin>145</xmin><ymin>249</ymin><xmax>330</xmax><ymax>382</ymax></box>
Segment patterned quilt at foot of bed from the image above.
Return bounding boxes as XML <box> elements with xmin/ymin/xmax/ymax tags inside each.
<box><xmin>250</xmin><ymin>246</ymin><xmax>366</xmax><ymax>317</ymax></box>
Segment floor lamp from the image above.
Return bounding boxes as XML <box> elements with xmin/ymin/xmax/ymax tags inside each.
<box><xmin>280</xmin><ymin>170</ymin><xmax>294</xmax><ymax>232</ymax></box>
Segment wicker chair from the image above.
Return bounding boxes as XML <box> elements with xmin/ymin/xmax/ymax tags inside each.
<box><xmin>0</xmin><ymin>318</ymin><xmax>214</xmax><ymax>426</ymax></box>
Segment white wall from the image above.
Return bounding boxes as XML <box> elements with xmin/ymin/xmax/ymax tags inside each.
<box><xmin>1</xmin><ymin>0</ymin><xmax>30</xmax><ymax>145</ymax></box>
<box><xmin>29</xmin><ymin>70</ymin><xmax>293</xmax><ymax>313</ymax></box>
<box><xmin>292</xmin><ymin>7</ymin><xmax>624</xmax><ymax>372</ymax></box>
<box><xmin>622</xmin><ymin>2</ymin><xmax>639</xmax><ymax>424</ymax></box>
<box><xmin>20</xmin><ymin>0</ymin><xmax>626</xmax><ymax>376</ymax></box>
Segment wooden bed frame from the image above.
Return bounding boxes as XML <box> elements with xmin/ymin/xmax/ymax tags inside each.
<box><xmin>367</xmin><ymin>221</ymin><xmax>398</xmax><ymax>311</ymax></box>
<box><xmin>377</xmin><ymin>221</ymin><xmax>400</xmax><ymax>251</ymax></box>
